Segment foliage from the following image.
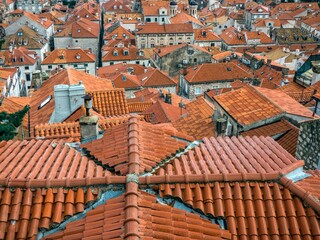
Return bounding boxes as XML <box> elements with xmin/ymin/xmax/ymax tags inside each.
<box><xmin>0</xmin><ymin>105</ymin><xmax>29</xmax><ymax>141</ymax></box>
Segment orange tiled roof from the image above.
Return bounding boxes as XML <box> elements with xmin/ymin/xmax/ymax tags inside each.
<box><xmin>173</xmin><ymin>97</ymin><xmax>215</xmax><ymax>140</ymax></box>
<box><xmin>42</xmin><ymin>48</ymin><xmax>95</xmax><ymax>64</ymax></box>
<box><xmin>142</xmin><ymin>100</ymin><xmax>187</xmax><ymax>124</ymax></box>
<box><xmin>255</xmin><ymin>87</ymin><xmax>315</xmax><ymax>118</ymax></box>
<box><xmin>0</xmin><ymin>187</ymin><xmax>101</xmax><ymax>239</ymax></box>
<box><xmin>81</xmin><ymin>116</ymin><xmax>194</xmax><ymax>175</ymax></box>
<box><xmin>34</xmin><ymin>115</ymin><xmax>132</xmax><ymax>141</ymax></box>
<box><xmin>184</xmin><ymin>62</ymin><xmax>253</xmax><ymax>84</ymax></box>
<box><xmin>88</xmin><ymin>89</ymin><xmax>129</xmax><ymax>117</ymax></box>
<box><xmin>45</xmin><ymin>190</ymin><xmax>231</xmax><ymax>239</ymax></box>
<box><xmin>296</xmin><ymin>175</ymin><xmax>320</xmax><ymax>200</ymax></box>
<box><xmin>0</xmin><ymin>47</ymin><xmax>37</xmax><ymax>66</ymax></box>
<box><xmin>170</xmin><ymin>11</ymin><xmax>203</xmax><ymax>27</ymax></box>
<box><xmin>214</xmin><ymin>85</ymin><xmax>283</xmax><ymax>126</ymax></box>
<box><xmin>240</xmin><ymin>119</ymin><xmax>299</xmax><ymax>156</ymax></box>
<box><xmin>194</xmin><ymin>28</ymin><xmax>221</xmax><ymax>42</ymax></box>
<box><xmin>0</xmin><ymin>97</ymin><xmax>31</xmax><ymax>128</ymax></box>
<box><xmin>156</xmin><ymin>135</ymin><xmax>302</xmax><ymax>175</ymax></box>
<box><xmin>241</xmin><ymin>119</ymin><xmax>293</xmax><ymax>137</ymax></box>
<box><xmin>23</xmin><ymin>11</ymin><xmax>53</xmax><ymax>29</ymax></box>
<box><xmin>29</xmin><ymin>68</ymin><xmax>114</xmax><ymax>134</ymax></box>
<box><xmin>219</xmin><ymin>27</ymin><xmax>246</xmax><ymax>45</ymax></box>
<box><xmin>158</xmin><ymin>179</ymin><xmax>319</xmax><ymax>239</ymax></box>
<box><xmin>55</xmin><ymin>18</ymin><xmax>99</xmax><ymax>38</ymax></box>
<box><xmin>128</xmin><ymin>101</ymin><xmax>153</xmax><ymax>113</ymax></box>
<box><xmin>0</xmin><ymin>139</ymin><xmax>111</xmax><ymax>180</ymax></box>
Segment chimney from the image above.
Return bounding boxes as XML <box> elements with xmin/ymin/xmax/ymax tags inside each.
<box><xmin>50</xmin><ymin>82</ymin><xmax>85</xmax><ymax>123</ymax></box>
<box><xmin>165</xmin><ymin>93</ymin><xmax>172</xmax><ymax>104</ymax></box>
<box><xmin>311</xmin><ymin>61</ymin><xmax>320</xmax><ymax>85</ymax></box>
<box><xmin>266</xmin><ymin>59</ymin><xmax>272</xmax><ymax>66</ymax></box>
<box><xmin>79</xmin><ymin>94</ymin><xmax>99</xmax><ymax>143</ymax></box>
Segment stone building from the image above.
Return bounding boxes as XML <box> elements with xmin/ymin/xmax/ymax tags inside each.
<box><xmin>179</xmin><ymin>62</ymin><xmax>253</xmax><ymax>99</ymax></box>
<box><xmin>54</xmin><ymin>18</ymin><xmax>99</xmax><ymax>65</ymax></box>
<box><xmin>16</xmin><ymin>0</ymin><xmax>45</xmax><ymax>14</ymax></box>
<box><xmin>135</xmin><ymin>23</ymin><xmax>194</xmax><ymax>49</ymax></box>
<box><xmin>296</xmin><ymin>118</ymin><xmax>320</xmax><ymax>169</ymax></box>
<box><xmin>153</xmin><ymin>43</ymin><xmax>213</xmax><ymax>76</ymax></box>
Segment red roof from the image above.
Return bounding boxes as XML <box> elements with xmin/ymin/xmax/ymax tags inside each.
<box><xmin>45</xmin><ymin>190</ymin><xmax>231</xmax><ymax>239</ymax></box>
<box><xmin>81</xmin><ymin>116</ymin><xmax>193</xmax><ymax>175</ymax></box>
<box><xmin>183</xmin><ymin>62</ymin><xmax>253</xmax><ymax>84</ymax></box>
<box><xmin>156</xmin><ymin>135</ymin><xmax>302</xmax><ymax>175</ymax></box>
<box><xmin>55</xmin><ymin>18</ymin><xmax>99</xmax><ymax>38</ymax></box>
<box><xmin>136</xmin><ymin>23</ymin><xmax>193</xmax><ymax>34</ymax></box>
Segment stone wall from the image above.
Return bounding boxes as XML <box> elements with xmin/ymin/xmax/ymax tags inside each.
<box><xmin>296</xmin><ymin>118</ymin><xmax>320</xmax><ymax>169</ymax></box>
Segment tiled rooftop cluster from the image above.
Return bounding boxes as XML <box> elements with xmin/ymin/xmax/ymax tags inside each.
<box><xmin>1</xmin><ymin>0</ymin><xmax>320</xmax><ymax>238</ymax></box>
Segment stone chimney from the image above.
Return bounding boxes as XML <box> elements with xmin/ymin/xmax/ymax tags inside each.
<box><xmin>79</xmin><ymin>94</ymin><xmax>99</xmax><ymax>143</ymax></box>
<box><xmin>311</xmin><ymin>61</ymin><xmax>320</xmax><ymax>85</ymax></box>
<box><xmin>50</xmin><ymin>82</ymin><xmax>85</xmax><ymax>123</ymax></box>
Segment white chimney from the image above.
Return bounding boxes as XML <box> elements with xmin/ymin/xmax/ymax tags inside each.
<box><xmin>49</xmin><ymin>82</ymin><xmax>85</xmax><ymax>123</ymax></box>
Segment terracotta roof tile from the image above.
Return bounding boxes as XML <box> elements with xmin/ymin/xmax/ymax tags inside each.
<box><xmin>128</xmin><ymin>88</ymin><xmax>190</xmax><ymax>108</ymax></box>
<box><xmin>173</xmin><ymin>97</ymin><xmax>215</xmax><ymax>139</ymax></box>
<box><xmin>241</xmin><ymin>118</ymin><xmax>294</xmax><ymax>137</ymax></box>
<box><xmin>42</xmin><ymin>48</ymin><xmax>95</xmax><ymax>64</ymax></box>
<box><xmin>214</xmin><ymin>85</ymin><xmax>283</xmax><ymax>126</ymax></box>
<box><xmin>44</xmin><ymin>190</ymin><xmax>231</xmax><ymax>240</ymax></box>
<box><xmin>29</xmin><ymin>68</ymin><xmax>114</xmax><ymax>135</ymax></box>
<box><xmin>128</xmin><ymin>102</ymin><xmax>153</xmax><ymax>113</ymax></box>
<box><xmin>276</xmin><ymin>127</ymin><xmax>299</xmax><ymax>156</ymax></box>
<box><xmin>0</xmin><ymin>139</ymin><xmax>110</xmax><ymax>179</ymax></box>
<box><xmin>55</xmin><ymin>18</ymin><xmax>99</xmax><ymax>38</ymax></box>
<box><xmin>34</xmin><ymin>115</ymin><xmax>132</xmax><ymax>141</ymax></box>
<box><xmin>0</xmin><ymin>187</ymin><xmax>100</xmax><ymax>239</ymax></box>
<box><xmin>159</xmin><ymin>181</ymin><xmax>320</xmax><ymax>239</ymax></box>
<box><xmin>184</xmin><ymin>62</ymin><xmax>253</xmax><ymax>83</ymax></box>
<box><xmin>142</xmin><ymin>100</ymin><xmax>187</xmax><ymax>124</ymax></box>
<box><xmin>255</xmin><ymin>87</ymin><xmax>315</xmax><ymax>118</ymax></box>
<box><xmin>296</xmin><ymin>176</ymin><xmax>320</xmax><ymax>200</ymax></box>
<box><xmin>88</xmin><ymin>89</ymin><xmax>129</xmax><ymax>117</ymax></box>
<box><xmin>81</xmin><ymin>117</ymin><xmax>193</xmax><ymax>175</ymax></box>
<box><xmin>23</xmin><ymin>11</ymin><xmax>53</xmax><ymax>29</ymax></box>
<box><xmin>156</xmin><ymin>136</ymin><xmax>301</xmax><ymax>175</ymax></box>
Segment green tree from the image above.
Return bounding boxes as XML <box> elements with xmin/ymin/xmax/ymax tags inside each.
<box><xmin>0</xmin><ymin>105</ymin><xmax>29</xmax><ymax>141</ymax></box>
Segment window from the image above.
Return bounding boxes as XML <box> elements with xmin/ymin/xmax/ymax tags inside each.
<box><xmin>162</xmin><ymin>17</ymin><xmax>165</xmax><ymax>22</ymax></box>
<box><xmin>38</xmin><ymin>95</ymin><xmax>52</xmax><ymax>109</ymax></box>
<box><xmin>48</xmin><ymin>65</ymin><xmax>52</xmax><ymax>69</ymax></box>
<box><xmin>25</xmin><ymin>66</ymin><xmax>29</xmax><ymax>70</ymax></box>
<box><xmin>17</xmin><ymin>32</ymin><xmax>23</xmax><ymax>36</ymax></box>
<box><xmin>151</xmin><ymin>44</ymin><xmax>155</xmax><ymax>48</ymax></box>
<box><xmin>74</xmin><ymin>64</ymin><xmax>78</xmax><ymax>67</ymax></box>
<box><xmin>146</xmin><ymin>18</ymin><xmax>151</xmax><ymax>22</ymax></box>
<box><xmin>155</xmin><ymin>18</ymin><xmax>158</xmax><ymax>22</ymax></box>
<box><xmin>84</xmin><ymin>63</ymin><xmax>88</xmax><ymax>67</ymax></box>
<box><xmin>136</xmin><ymin>61</ymin><xmax>140</xmax><ymax>64</ymax></box>
<box><xmin>110</xmin><ymin>62</ymin><xmax>114</xmax><ymax>65</ymax></box>
<box><xmin>26</xmin><ymin>73</ymin><xmax>31</xmax><ymax>82</ymax></box>
<box><xmin>195</xmin><ymin>87</ymin><xmax>201</xmax><ymax>94</ymax></box>
<box><xmin>194</xmin><ymin>58</ymin><xmax>197</xmax><ymax>63</ymax></box>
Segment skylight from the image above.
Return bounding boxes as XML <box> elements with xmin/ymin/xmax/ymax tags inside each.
<box><xmin>38</xmin><ymin>95</ymin><xmax>52</xmax><ymax>110</ymax></box>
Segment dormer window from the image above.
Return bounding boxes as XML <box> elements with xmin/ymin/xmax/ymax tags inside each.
<box><xmin>114</xmin><ymin>5</ymin><xmax>117</xmax><ymax>9</ymax></box>
<box><xmin>123</xmin><ymin>50</ymin><xmax>129</xmax><ymax>55</ymax></box>
<box><xmin>113</xmin><ymin>50</ymin><xmax>118</xmax><ymax>56</ymax></box>
<box><xmin>20</xmin><ymin>57</ymin><xmax>24</xmax><ymax>62</ymax></box>
<box><xmin>17</xmin><ymin>32</ymin><xmax>23</xmax><ymax>36</ymax></box>
<box><xmin>59</xmin><ymin>54</ymin><xmax>64</xmax><ymax>59</ymax></box>
<box><xmin>75</xmin><ymin>54</ymin><xmax>81</xmax><ymax>59</ymax></box>
<box><xmin>122</xmin><ymin>75</ymin><xmax>126</xmax><ymax>81</ymax></box>
<box><xmin>119</xmin><ymin>5</ymin><xmax>122</xmax><ymax>9</ymax></box>
<box><xmin>85</xmin><ymin>14</ymin><xmax>89</xmax><ymax>18</ymax></box>
<box><xmin>13</xmin><ymin>57</ymin><xmax>16</xmax><ymax>62</ymax></box>
<box><xmin>77</xmin><ymin>29</ymin><xmax>81</xmax><ymax>33</ymax></box>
